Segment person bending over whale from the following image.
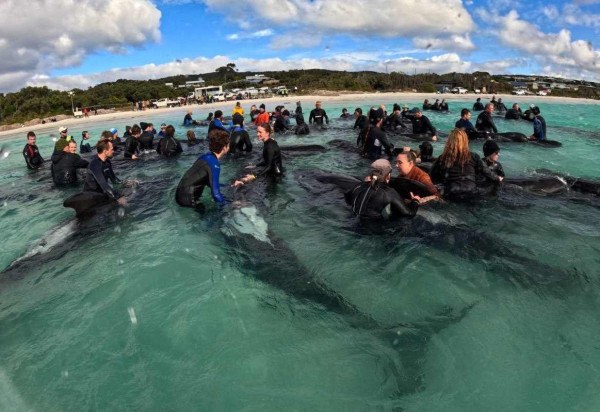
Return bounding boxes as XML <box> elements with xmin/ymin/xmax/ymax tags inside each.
<box><xmin>23</xmin><ymin>131</ymin><xmax>44</xmax><ymax>169</ymax></box>
<box><xmin>156</xmin><ymin>125</ymin><xmax>183</xmax><ymax>157</ymax></box>
<box><xmin>362</xmin><ymin>116</ymin><xmax>394</xmax><ymax>160</ymax></box>
<box><xmin>430</xmin><ymin>128</ymin><xmax>503</xmax><ymax>201</ymax></box>
<box><xmin>475</xmin><ymin>103</ymin><xmax>498</xmax><ymax>134</ymax></box>
<box><xmin>175</xmin><ymin>130</ymin><xmax>232</xmax><ymax>210</ymax></box>
<box><xmin>345</xmin><ymin>159</ymin><xmax>419</xmax><ymax>220</ymax></box>
<box><xmin>83</xmin><ymin>139</ymin><xmax>125</xmax><ymax>205</ymax></box>
<box><xmin>410</xmin><ymin>108</ymin><xmax>438</xmax><ymax>141</ymax></box>
<box><xmin>391</xmin><ymin>149</ymin><xmax>439</xmax><ymax>205</ymax></box>
<box><xmin>229</xmin><ymin>114</ymin><xmax>253</xmax><ymax>154</ymax></box>
<box><xmin>51</xmin><ymin>140</ymin><xmax>89</xmax><ymax>186</ymax></box>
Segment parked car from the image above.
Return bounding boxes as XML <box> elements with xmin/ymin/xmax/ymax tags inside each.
<box><xmin>211</xmin><ymin>93</ymin><xmax>226</xmax><ymax>102</ymax></box>
<box><xmin>152</xmin><ymin>98</ymin><xmax>180</xmax><ymax>108</ymax></box>
<box><xmin>512</xmin><ymin>89</ymin><xmax>527</xmax><ymax>96</ymax></box>
<box><xmin>451</xmin><ymin>87</ymin><xmax>468</xmax><ymax>94</ymax></box>
<box><xmin>537</xmin><ymin>90</ymin><xmax>548</xmax><ymax>96</ymax></box>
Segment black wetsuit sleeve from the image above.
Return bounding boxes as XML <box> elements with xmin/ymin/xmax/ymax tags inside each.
<box><xmin>474</xmin><ymin>154</ymin><xmax>499</xmax><ymax>182</ymax></box>
<box><xmin>353</xmin><ymin>117</ymin><xmax>361</xmax><ymax>129</ymax></box>
<box><xmin>389</xmin><ymin>193</ymin><xmax>418</xmax><ymax>218</ymax></box>
<box><xmin>89</xmin><ymin>160</ymin><xmax>115</xmax><ymax>198</ymax></box>
<box><xmin>106</xmin><ymin>161</ymin><xmax>120</xmax><ymax>184</ymax></box>
<box><xmin>23</xmin><ymin>145</ymin><xmax>35</xmax><ymax>169</ymax></box>
<box><xmin>75</xmin><ymin>156</ymin><xmax>89</xmax><ymax>169</ymax></box>
<box><xmin>495</xmin><ymin>162</ymin><xmax>505</xmax><ymax>178</ymax></box>
<box><xmin>324</xmin><ymin>110</ymin><xmax>329</xmax><ymax>124</ymax></box>
<box><xmin>429</xmin><ymin>159</ymin><xmax>443</xmax><ymax>185</ymax></box>
<box><xmin>243</xmin><ymin>132</ymin><xmax>253</xmax><ymax>152</ymax></box>
<box><xmin>424</xmin><ymin>117</ymin><xmax>437</xmax><ymax>135</ymax></box>
<box><xmin>308</xmin><ymin>109</ymin><xmax>315</xmax><ymax>124</ymax></box>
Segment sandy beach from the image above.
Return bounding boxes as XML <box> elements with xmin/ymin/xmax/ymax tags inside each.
<box><xmin>1</xmin><ymin>91</ymin><xmax>598</xmax><ymax>141</ymax></box>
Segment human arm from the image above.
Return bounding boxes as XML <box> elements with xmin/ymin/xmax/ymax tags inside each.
<box><xmin>324</xmin><ymin>110</ymin><xmax>329</xmax><ymax>124</ymax></box>
<box><xmin>207</xmin><ymin>158</ymin><xmax>228</xmax><ymax>203</ymax></box>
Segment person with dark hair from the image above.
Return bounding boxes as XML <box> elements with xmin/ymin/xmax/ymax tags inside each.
<box><xmin>23</xmin><ymin>131</ymin><xmax>44</xmax><ymax>169</ymax></box>
<box><xmin>205</xmin><ymin>112</ymin><xmax>214</xmax><ymax>122</ymax></box>
<box><xmin>294</xmin><ymin>112</ymin><xmax>310</xmax><ymax>135</ymax></box>
<box><xmin>529</xmin><ymin>106</ymin><xmax>547</xmax><ymax>141</ymax></box>
<box><xmin>186</xmin><ymin>130</ymin><xmax>199</xmax><ymax>146</ymax></box>
<box><xmin>123</xmin><ymin>126</ymin><xmax>132</xmax><ymax>139</ymax></box>
<box><xmin>475</xmin><ymin>103</ymin><xmax>498</xmax><ymax>134</ymax></box>
<box><xmin>482</xmin><ymin>140</ymin><xmax>505</xmax><ymax>178</ymax></box>
<box><xmin>208</xmin><ymin>110</ymin><xmax>228</xmax><ymax>134</ymax></box>
<box><xmin>362</xmin><ymin>115</ymin><xmax>394</xmax><ymax>160</ymax></box>
<box><xmin>309</xmin><ymin>101</ymin><xmax>329</xmax><ymax>125</ymax></box>
<box><xmin>254</xmin><ymin>104</ymin><xmax>270</xmax><ymax>125</ymax></box>
<box><xmin>242</xmin><ymin>123</ymin><xmax>283</xmax><ymax>181</ymax></box>
<box><xmin>440</xmin><ymin>99</ymin><xmax>449</xmax><ymax>111</ymax></box>
<box><xmin>157</xmin><ymin>123</ymin><xmax>167</xmax><ymax>137</ymax></box>
<box><xmin>80</xmin><ymin>131</ymin><xmax>92</xmax><ymax>153</ymax></box>
<box><xmin>83</xmin><ymin>139</ymin><xmax>124</xmax><ymax>203</ymax></box>
<box><xmin>353</xmin><ymin>107</ymin><xmax>369</xmax><ymax>146</ymax></box>
<box><xmin>345</xmin><ymin>159</ymin><xmax>418</xmax><ymax>220</ymax></box>
<box><xmin>505</xmin><ymin>103</ymin><xmax>522</xmax><ymax>120</ymax></box>
<box><xmin>418</xmin><ymin>141</ymin><xmax>436</xmax><ymax>163</ymax></box>
<box><xmin>229</xmin><ymin>114</ymin><xmax>252</xmax><ymax>154</ymax></box>
<box><xmin>157</xmin><ymin>125</ymin><xmax>183</xmax><ymax>157</ymax></box>
<box><xmin>249</xmin><ymin>105</ymin><xmax>259</xmax><ymax>122</ymax></box>
<box><xmin>340</xmin><ymin>108</ymin><xmax>351</xmax><ymax>119</ymax></box>
<box><xmin>390</xmin><ymin>149</ymin><xmax>439</xmax><ymax>205</ymax></box>
<box><xmin>430</xmin><ymin>128</ymin><xmax>502</xmax><ymax>200</ymax></box>
<box><xmin>410</xmin><ymin>108</ymin><xmax>438</xmax><ymax>140</ymax></box>
<box><xmin>232</xmin><ymin>101</ymin><xmax>244</xmax><ymax>116</ymax></box>
<box><xmin>423</xmin><ymin>99</ymin><xmax>432</xmax><ymax>110</ymax></box>
<box><xmin>175</xmin><ymin>130</ymin><xmax>232</xmax><ymax>209</ymax></box>
<box><xmin>124</xmin><ymin>124</ymin><xmax>142</xmax><ymax>159</ymax></box>
<box><xmin>139</xmin><ymin>122</ymin><xmax>155</xmax><ymax>150</ymax></box>
<box><xmin>455</xmin><ymin>108</ymin><xmax>477</xmax><ymax>138</ymax></box>
<box><xmin>473</xmin><ymin>97</ymin><xmax>484</xmax><ymax>111</ymax></box>
<box><xmin>274</xmin><ymin>108</ymin><xmax>290</xmax><ymax>133</ymax></box>
<box><xmin>295</xmin><ymin>101</ymin><xmax>303</xmax><ymax>117</ymax></box>
<box><xmin>51</xmin><ymin>140</ymin><xmax>89</xmax><ymax>186</ymax></box>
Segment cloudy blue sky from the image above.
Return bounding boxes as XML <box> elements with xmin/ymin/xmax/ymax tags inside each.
<box><xmin>1</xmin><ymin>0</ymin><xmax>599</xmax><ymax>92</ymax></box>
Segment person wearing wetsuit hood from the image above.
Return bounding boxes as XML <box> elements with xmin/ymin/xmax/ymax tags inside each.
<box><xmin>362</xmin><ymin>115</ymin><xmax>394</xmax><ymax>160</ymax></box>
<box><xmin>410</xmin><ymin>108</ymin><xmax>438</xmax><ymax>140</ymax></box>
<box><xmin>23</xmin><ymin>131</ymin><xmax>44</xmax><ymax>169</ymax></box>
<box><xmin>294</xmin><ymin>112</ymin><xmax>310</xmax><ymax>135</ymax></box>
<box><xmin>157</xmin><ymin>125</ymin><xmax>183</xmax><ymax>157</ymax></box>
<box><xmin>309</xmin><ymin>101</ymin><xmax>329</xmax><ymax>126</ymax></box>
<box><xmin>505</xmin><ymin>103</ymin><xmax>522</xmax><ymax>120</ymax></box>
<box><xmin>475</xmin><ymin>103</ymin><xmax>498</xmax><ymax>134</ymax></box>
<box><xmin>83</xmin><ymin>139</ymin><xmax>124</xmax><ymax>203</ymax></box>
<box><xmin>353</xmin><ymin>108</ymin><xmax>369</xmax><ymax>146</ymax></box>
<box><xmin>455</xmin><ymin>108</ymin><xmax>478</xmax><ymax>139</ymax></box>
<box><xmin>473</xmin><ymin>97</ymin><xmax>484</xmax><ymax>111</ymax></box>
<box><xmin>482</xmin><ymin>139</ymin><xmax>505</xmax><ymax>178</ymax></box>
<box><xmin>345</xmin><ymin>159</ymin><xmax>418</xmax><ymax>220</ymax></box>
<box><xmin>430</xmin><ymin>128</ymin><xmax>503</xmax><ymax>201</ymax></box>
<box><xmin>139</xmin><ymin>122</ymin><xmax>155</xmax><ymax>150</ymax></box>
<box><xmin>51</xmin><ymin>140</ymin><xmax>89</xmax><ymax>186</ymax></box>
<box><xmin>175</xmin><ymin>129</ymin><xmax>232</xmax><ymax>211</ymax></box>
<box><xmin>80</xmin><ymin>131</ymin><xmax>92</xmax><ymax>153</ymax></box>
<box><xmin>229</xmin><ymin>114</ymin><xmax>253</xmax><ymax>154</ymax></box>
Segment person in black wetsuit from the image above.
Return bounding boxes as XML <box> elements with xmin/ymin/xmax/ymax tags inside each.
<box><xmin>385</xmin><ymin>106</ymin><xmax>407</xmax><ymax>131</ymax></box>
<box><xmin>157</xmin><ymin>125</ymin><xmax>183</xmax><ymax>157</ymax></box>
<box><xmin>345</xmin><ymin>159</ymin><xmax>418</xmax><ymax>220</ymax></box>
<box><xmin>294</xmin><ymin>112</ymin><xmax>310</xmax><ymax>135</ymax></box>
<box><xmin>124</xmin><ymin>124</ymin><xmax>142</xmax><ymax>160</ymax></box>
<box><xmin>243</xmin><ymin>123</ymin><xmax>283</xmax><ymax>182</ymax></box>
<box><xmin>362</xmin><ymin>116</ymin><xmax>394</xmax><ymax>160</ymax></box>
<box><xmin>139</xmin><ymin>122</ymin><xmax>155</xmax><ymax>150</ymax></box>
<box><xmin>495</xmin><ymin>98</ymin><xmax>507</xmax><ymax>113</ymax></box>
<box><xmin>473</xmin><ymin>97</ymin><xmax>484</xmax><ymax>111</ymax></box>
<box><xmin>423</xmin><ymin>99</ymin><xmax>432</xmax><ymax>110</ymax></box>
<box><xmin>273</xmin><ymin>108</ymin><xmax>290</xmax><ymax>133</ymax></box>
<box><xmin>83</xmin><ymin>139</ymin><xmax>125</xmax><ymax>205</ymax></box>
<box><xmin>80</xmin><ymin>131</ymin><xmax>92</xmax><ymax>153</ymax></box>
<box><xmin>455</xmin><ymin>108</ymin><xmax>478</xmax><ymax>139</ymax></box>
<box><xmin>482</xmin><ymin>139</ymin><xmax>505</xmax><ymax>178</ymax></box>
<box><xmin>175</xmin><ymin>130</ymin><xmax>233</xmax><ymax>211</ymax></box>
<box><xmin>51</xmin><ymin>140</ymin><xmax>89</xmax><ymax>186</ymax></box>
<box><xmin>410</xmin><ymin>108</ymin><xmax>438</xmax><ymax>140</ymax></box>
<box><xmin>309</xmin><ymin>101</ymin><xmax>329</xmax><ymax>126</ymax></box>
<box><xmin>418</xmin><ymin>141</ymin><xmax>437</xmax><ymax>163</ymax></box>
<box><xmin>430</xmin><ymin>128</ymin><xmax>503</xmax><ymax>201</ymax></box>
<box><xmin>353</xmin><ymin>108</ymin><xmax>369</xmax><ymax>146</ymax></box>
<box><xmin>505</xmin><ymin>103</ymin><xmax>522</xmax><ymax>120</ymax></box>
<box><xmin>440</xmin><ymin>99</ymin><xmax>449</xmax><ymax>111</ymax></box>
<box><xmin>229</xmin><ymin>114</ymin><xmax>253</xmax><ymax>154</ymax></box>
<box><xmin>340</xmin><ymin>108</ymin><xmax>351</xmax><ymax>119</ymax></box>
<box><xmin>23</xmin><ymin>131</ymin><xmax>44</xmax><ymax>169</ymax></box>
<box><xmin>475</xmin><ymin>103</ymin><xmax>498</xmax><ymax>134</ymax></box>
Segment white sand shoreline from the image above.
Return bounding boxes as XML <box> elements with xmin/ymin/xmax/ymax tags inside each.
<box><xmin>1</xmin><ymin>91</ymin><xmax>598</xmax><ymax>141</ymax></box>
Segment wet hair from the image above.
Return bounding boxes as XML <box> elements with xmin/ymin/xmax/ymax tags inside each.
<box><xmin>232</xmin><ymin>113</ymin><xmax>244</xmax><ymax>126</ymax></box>
<box><xmin>208</xmin><ymin>129</ymin><xmax>230</xmax><ymax>153</ymax></box>
<box><xmin>27</xmin><ymin>131</ymin><xmax>36</xmax><ymax>138</ymax></box>
<box><xmin>460</xmin><ymin>108</ymin><xmax>471</xmax><ymax>117</ymax></box>
<box><xmin>100</xmin><ymin>130</ymin><xmax>112</xmax><ymax>140</ymax></box>
<box><xmin>485</xmin><ymin>103</ymin><xmax>495</xmax><ymax>110</ymax></box>
<box><xmin>206</xmin><ymin>112</ymin><xmax>213</xmax><ymax>121</ymax></box>
<box><xmin>214</xmin><ymin>110</ymin><xmax>223</xmax><ymax>118</ymax></box>
<box><xmin>512</xmin><ymin>103</ymin><xmax>519</xmax><ymax>109</ymax></box>
<box><xmin>96</xmin><ymin>138</ymin><xmax>112</xmax><ymax>154</ymax></box>
<box><xmin>342</xmin><ymin>107</ymin><xmax>348</xmax><ymax>112</ymax></box>
<box><xmin>439</xmin><ymin>128</ymin><xmax>471</xmax><ymax>169</ymax></box>
<box><xmin>131</xmin><ymin>124</ymin><xmax>141</xmax><ymax>135</ymax></box>
<box><xmin>282</xmin><ymin>109</ymin><xmax>290</xmax><ymax>116</ymax></box>
<box><xmin>81</xmin><ymin>130</ymin><xmax>88</xmax><ymax>137</ymax></box>
<box><xmin>165</xmin><ymin>125</ymin><xmax>175</xmax><ymax>138</ymax></box>
<box><xmin>419</xmin><ymin>141</ymin><xmax>434</xmax><ymax>158</ymax></box>
<box><xmin>354</xmin><ymin>108</ymin><xmax>363</xmax><ymax>115</ymax></box>
<box><xmin>186</xmin><ymin>130</ymin><xmax>196</xmax><ymax>141</ymax></box>
<box><xmin>258</xmin><ymin>122</ymin><xmax>273</xmax><ymax>135</ymax></box>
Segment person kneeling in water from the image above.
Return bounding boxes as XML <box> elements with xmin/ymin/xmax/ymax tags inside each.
<box><xmin>83</xmin><ymin>139</ymin><xmax>125</xmax><ymax>205</ymax></box>
<box><xmin>345</xmin><ymin>159</ymin><xmax>419</xmax><ymax>220</ymax></box>
<box><xmin>51</xmin><ymin>140</ymin><xmax>89</xmax><ymax>186</ymax></box>
<box><xmin>391</xmin><ymin>149</ymin><xmax>439</xmax><ymax>205</ymax></box>
<box><xmin>23</xmin><ymin>131</ymin><xmax>44</xmax><ymax>169</ymax></box>
<box><xmin>157</xmin><ymin>125</ymin><xmax>183</xmax><ymax>157</ymax></box>
<box><xmin>482</xmin><ymin>140</ymin><xmax>505</xmax><ymax>178</ymax></box>
<box><xmin>175</xmin><ymin>130</ymin><xmax>232</xmax><ymax>211</ymax></box>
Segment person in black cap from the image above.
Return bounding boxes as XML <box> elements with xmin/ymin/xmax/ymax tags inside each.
<box><xmin>482</xmin><ymin>139</ymin><xmax>505</xmax><ymax>178</ymax></box>
<box><xmin>410</xmin><ymin>108</ymin><xmax>438</xmax><ymax>141</ymax></box>
<box><xmin>473</xmin><ymin>97</ymin><xmax>484</xmax><ymax>111</ymax></box>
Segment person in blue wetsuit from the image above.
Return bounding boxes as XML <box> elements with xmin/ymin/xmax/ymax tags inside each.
<box><xmin>208</xmin><ymin>110</ymin><xmax>228</xmax><ymax>135</ymax></box>
<box><xmin>183</xmin><ymin>111</ymin><xmax>194</xmax><ymax>127</ymax></box>
<box><xmin>175</xmin><ymin>129</ymin><xmax>232</xmax><ymax>210</ymax></box>
<box><xmin>455</xmin><ymin>108</ymin><xmax>478</xmax><ymax>139</ymax></box>
<box><xmin>529</xmin><ymin>107</ymin><xmax>546</xmax><ymax>141</ymax></box>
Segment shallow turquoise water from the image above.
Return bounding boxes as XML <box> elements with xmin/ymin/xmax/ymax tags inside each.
<box><xmin>1</xmin><ymin>98</ymin><xmax>600</xmax><ymax>411</ymax></box>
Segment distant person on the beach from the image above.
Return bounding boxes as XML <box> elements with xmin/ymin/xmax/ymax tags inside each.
<box><xmin>309</xmin><ymin>101</ymin><xmax>329</xmax><ymax>126</ymax></box>
<box><xmin>473</xmin><ymin>97</ymin><xmax>484</xmax><ymax>111</ymax></box>
<box><xmin>51</xmin><ymin>140</ymin><xmax>89</xmax><ymax>186</ymax></box>
<box><xmin>80</xmin><ymin>131</ymin><xmax>92</xmax><ymax>153</ymax></box>
<box><xmin>475</xmin><ymin>103</ymin><xmax>498</xmax><ymax>134</ymax></box>
<box><xmin>23</xmin><ymin>131</ymin><xmax>44</xmax><ymax>169</ymax></box>
<box><xmin>505</xmin><ymin>103</ymin><xmax>522</xmax><ymax>120</ymax></box>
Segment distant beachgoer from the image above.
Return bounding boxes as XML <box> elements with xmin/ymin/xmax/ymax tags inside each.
<box><xmin>23</xmin><ymin>131</ymin><xmax>44</xmax><ymax>169</ymax></box>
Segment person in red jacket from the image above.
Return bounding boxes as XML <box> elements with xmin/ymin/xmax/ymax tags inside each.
<box><xmin>254</xmin><ymin>103</ymin><xmax>270</xmax><ymax>125</ymax></box>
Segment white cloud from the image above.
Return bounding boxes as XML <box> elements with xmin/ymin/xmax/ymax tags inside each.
<box><xmin>413</xmin><ymin>35</ymin><xmax>476</xmax><ymax>52</ymax></box>
<box><xmin>0</xmin><ymin>0</ymin><xmax>161</xmax><ymax>91</ymax></box>
<box><xmin>204</xmin><ymin>0</ymin><xmax>475</xmax><ymax>47</ymax></box>
<box><xmin>226</xmin><ymin>29</ymin><xmax>274</xmax><ymax>41</ymax></box>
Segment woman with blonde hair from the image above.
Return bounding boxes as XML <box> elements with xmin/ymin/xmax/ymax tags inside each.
<box><xmin>430</xmin><ymin>128</ymin><xmax>502</xmax><ymax>200</ymax></box>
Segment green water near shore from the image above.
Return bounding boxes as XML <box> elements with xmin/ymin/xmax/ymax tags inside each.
<box><xmin>1</xmin><ymin>98</ymin><xmax>599</xmax><ymax>411</ymax></box>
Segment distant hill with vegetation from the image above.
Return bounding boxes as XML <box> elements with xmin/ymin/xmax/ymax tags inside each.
<box><xmin>1</xmin><ymin>68</ymin><xmax>598</xmax><ymax>125</ymax></box>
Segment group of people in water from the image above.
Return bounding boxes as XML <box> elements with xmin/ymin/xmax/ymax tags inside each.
<box><xmin>20</xmin><ymin>95</ymin><xmax>548</xmax><ymax>222</ymax></box>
